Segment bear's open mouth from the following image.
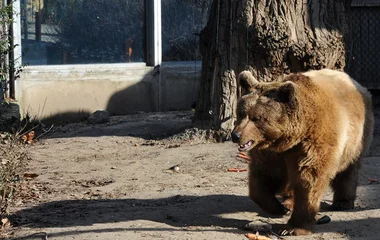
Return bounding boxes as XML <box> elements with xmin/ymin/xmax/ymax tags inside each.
<box><xmin>238</xmin><ymin>140</ymin><xmax>254</xmax><ymax>152</ymax></box>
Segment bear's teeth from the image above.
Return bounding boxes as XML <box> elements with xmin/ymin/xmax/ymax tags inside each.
<box><xmin>238</xmin><ymin>141</ymin><xmax>253</xmax><ymax>151</ymax></box>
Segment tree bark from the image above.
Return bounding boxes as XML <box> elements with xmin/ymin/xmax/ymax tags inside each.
<box><xmin>194</xmin><ymin>0</ymin><xmax>351</xmax><ymax>141</ymax></box>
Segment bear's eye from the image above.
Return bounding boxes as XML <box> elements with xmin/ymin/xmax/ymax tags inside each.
<box><xmin>250</xmin><ymin>116</ymin><xmax>259</xmax><ymax>122</ymax></box>
<box><xmin>264</xmin><ymin>90</ymin><xmax>278</xmax><ymax>99</ymax></box>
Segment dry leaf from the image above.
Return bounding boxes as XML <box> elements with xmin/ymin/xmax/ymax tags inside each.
<box><xmin>1</xmin><ymin>218</ymin><xmax>10</xmax><ymax>232</ymax></box>
<box><xmin>21</xmin><ymin>131</ymin><xmax>36</xmax><ymax>144</ymax></box>
<box><xmin>24</xmin><ymin>173</ymin><xmax>39</xmax><ymax>179</ymax></box>
<box><xmin>1</xmin><ymin>218</ymin><xmax>9</xmax><ymax>225</ymax></box>
<box><xmin>368</xmin><ymin>178</ymin><xmax>378</xmax><ymax>183</ymax></box>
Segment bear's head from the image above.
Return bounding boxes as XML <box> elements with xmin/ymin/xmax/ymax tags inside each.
<box><xmin>232</xmin><ymin>71</ymin><xmax>300</xmax><ymax>152</ymax></box>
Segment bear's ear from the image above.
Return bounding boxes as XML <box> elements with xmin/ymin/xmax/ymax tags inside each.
<box><xmin>238</xmin><ymin>70</ymin><xmax>259</xmax><ymax>95</ymax></box>
<box><xmin>277</xmin><ymin>81</ymin><xmax>296</xmax><ymax>103</ymax></box>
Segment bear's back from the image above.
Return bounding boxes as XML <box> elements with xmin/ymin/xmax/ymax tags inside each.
<box><xmin>302</xmin><ymin>69</ymin><xmax>364</xmax><ymax>102</ymax></box>
<box><xmin>301</xmin><ymin>69</ymin><xmax>373</xmax><ymax>170</ymax></box>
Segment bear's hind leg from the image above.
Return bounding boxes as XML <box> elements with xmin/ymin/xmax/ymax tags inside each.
<box><xmin>330</xmin><ymin>160</ymin><xmax>360</xmax><ymax>211</ymax></box>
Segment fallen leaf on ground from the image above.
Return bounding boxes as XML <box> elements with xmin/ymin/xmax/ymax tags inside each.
<box><xmin>21</xmin><ymin>131</ymin><xmax>35</xmax><ymax>144</ymax></box>
<box><xmin>368</xmin><ymin>178</ymin><xmax>378</xmax><ymax>183</ymax></box>
<box><xmin>167</xmin><ymin>144</ymin><xmax>181</xmax><ymax>149</ymax></box>
<box><xmin>23</xmin><ymin>173</ymin><xmax>39</xmax><ymax>179</ymax></box>
<box><xmin>1</xmin><ymin>218</ymin><xmax>10</xmax><ymax>232</ymax></box>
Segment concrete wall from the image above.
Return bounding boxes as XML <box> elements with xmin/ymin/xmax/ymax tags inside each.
<box><xmin>160</xmin><ymin>62</ymin><xmax>200</xmax><ymax>111</ymax></box>
<box><xmin>16</xmin><ymin>62</ymin><xmax>201</xmax><ymax>122</ymax></box>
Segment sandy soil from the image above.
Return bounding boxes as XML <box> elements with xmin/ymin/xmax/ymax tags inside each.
<box><xmin>7</xmin><ymin>109</ymin><xmax>380</xmax><ymax>240</ymax></box>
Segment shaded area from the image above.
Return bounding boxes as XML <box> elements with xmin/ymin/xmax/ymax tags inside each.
<box><xmin>40</xmin><ymin>111</ymin><xmax>196</xmax><ymax>140</ymax></box>
<box><xmin>11</xmin><ymin>192</ymin><xmax>380</xmax><ymax>240</ymax></box>
<box><xmin>105</xmin><ymin>72</ymin><xmax>158</xmax><ymax>116</ymax></box>
<box><xmin>25</xmin><ymin>62</ymin><xmax>199</xmax><ymax>131</ymax></box>
<box><xmin>368</xmin><ymin>91</ymin><xmax>380</xmax><ymax>156</ymax></box>
<box><xmin>13</xmin><ymin>217</ymin><xmax>380</xmax><ymax>240</ymax></box>
<box><xmin>14</xmin><ymin>227</ymin><xmax>244</xmax><ymax>240</ymax></box>
<box><xmin>38</xmin><ymin>111</ymin><xmax>91</xmax><ymax>125</ymax></box>
<box><xmin>12</xmin><ymin>194</ymin><xmax>254</xmax><ymax>229</ymax></box>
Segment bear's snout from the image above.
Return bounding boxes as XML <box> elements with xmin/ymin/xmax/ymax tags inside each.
<box><xmin>231</xmin><ymin>131</ymin><xmax>241</xmax><ymax>143</ymax></box>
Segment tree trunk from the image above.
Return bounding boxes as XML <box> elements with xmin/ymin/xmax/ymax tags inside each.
<box><xmin>194</xmin><ymin>0</ymin><xmax>351</xmax><ymax>141</ymax></box>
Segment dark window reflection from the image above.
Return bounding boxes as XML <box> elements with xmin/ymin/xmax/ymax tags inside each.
<box><xmin>162</xmin><ymin>0</ymin><xmax>211</xmax><ymax>62</ymax></box>
<box><xmin>21</xmin><ymin>0</ymin><xmax>145</xmax><ymax>65</ymax></box>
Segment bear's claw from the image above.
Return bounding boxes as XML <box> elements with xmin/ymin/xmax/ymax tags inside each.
<box><xmin>279</xmin><ymin>229</ymin><xmax>294</xmax><ymax>236</ymax></box>
<box><xmin>279</xmin><ymin>227</ymin><xmax>312</xmax><ymax>236</ymax></box>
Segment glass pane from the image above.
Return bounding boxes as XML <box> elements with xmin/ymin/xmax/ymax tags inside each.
<box><xmin>162</xmin><ymin>0</ymin><xmax>212</xmax><ymax>62</ymax></box>
<box><xmin>21</xmin><ymin>0</ymin><xmax>145</xmax><ymax>65</ymax></box>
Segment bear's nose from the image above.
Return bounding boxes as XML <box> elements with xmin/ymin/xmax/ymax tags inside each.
<box><xmin>231</xmin><ymin>132</ymin><xmax>241</xmax><ymax>143</ymax></box>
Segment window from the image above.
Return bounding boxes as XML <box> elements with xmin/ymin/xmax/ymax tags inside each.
<box><xmin>161</xmin><ymin>0</ymin><xmax>211</xmax><ymax>62</ymax></box>
<box><xmin>21</xmin><ymin>0</ymin><xmax>145</xmax><ymax>65</ymax></box>
<box><xmin>18</xmin><ymin>0</ymin><xmax>212</xmax><ymax>66</ymax></box>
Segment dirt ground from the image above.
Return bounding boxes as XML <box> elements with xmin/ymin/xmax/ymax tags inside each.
<box><xmin>7</xmin><ymin>107</ymin><xmax>380</xmax><ymax>240</ymax></box>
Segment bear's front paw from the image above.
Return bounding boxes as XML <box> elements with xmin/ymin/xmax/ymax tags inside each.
<box><xmin>281</xmin><ymin>197</ymin><xmax>294</xmax><ymax>212</ymax></box>
<box><xmin>331</xmin><ymin>200</ymin><xmax>354</xmax><ymax>211</ymax></box>
<box><xmin>279</xmin><ymin>227</ymin><xmax>312</xmax><ymax>236</ymax></box>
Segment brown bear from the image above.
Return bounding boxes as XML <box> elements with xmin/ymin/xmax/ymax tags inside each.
<box><xmin>232</xmin><ymin>69</ymin><xmax>374</xmax><ymax>236</ymax></box>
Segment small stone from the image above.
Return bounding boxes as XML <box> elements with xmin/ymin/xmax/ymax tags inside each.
<box><xmin>173</xmin><ymin>166</ymin><xmax>180</xmax><ymax>172</ymax></box>
<box><xmin>244</xmin><ymin>221</ymin><xmax>272</xmax><ymax>232</ymax></box>
<box><xmin>168</xmin><ymin>165</ymin><xmax>180</xmax><ymax>173</ymax></box>
<box><xmin>316</xmin><ymin>215</ymin><xmax>331</xmax><ymax>225</ymax></box>
<box><xmin>87</xmin><ymin>110</ymin><xmax>110</xmax><ymax>124</ymax></box>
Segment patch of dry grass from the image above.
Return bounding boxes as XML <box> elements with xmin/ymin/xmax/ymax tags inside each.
<box><xmin>0</xmin><ymin>135</ymin><xmax>29</xmax><ymax>237</ymax></box>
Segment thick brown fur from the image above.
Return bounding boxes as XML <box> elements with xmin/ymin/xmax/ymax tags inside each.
<box><xmin>232</xmin><ymin>69</ymin><xmax>374</xmax><ymax>235</ymax></box>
